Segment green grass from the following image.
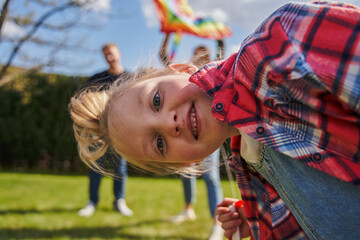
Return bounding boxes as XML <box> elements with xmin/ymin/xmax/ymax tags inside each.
<box><xmin>0</xmin><ymin>172</ymin><xmax>240</xmax><ymax>240</ymax></box>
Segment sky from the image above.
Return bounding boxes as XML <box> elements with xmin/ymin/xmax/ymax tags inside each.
<box><xmin>1</xmin><ymin>0</ymin><xmax>359</xmax><ymax>77</ymax></box>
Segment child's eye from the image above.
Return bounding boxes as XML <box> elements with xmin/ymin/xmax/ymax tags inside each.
<box><xmin>153</xmin><ymin>92</ymin><xmax>161</xmax><ymax>111</ymax></box>
<box><xmin>156</xmin><ymin>135</ymin><xmax>164</xmax><ymax>154</ymax></box>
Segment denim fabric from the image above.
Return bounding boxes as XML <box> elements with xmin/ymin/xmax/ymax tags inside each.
<box><xmin>182</xmin><ymin>173</ymin><xmax>196</xmax><ymax>204</ymax></box>
<box><xmin>181</xmin><ymin>148</ymin><xmax>223</xmax><ymax>217</ymax></box>
<box><xmin>250</xmin><ymin>144</ymin><xmax>360</xmax><ymax>240</ymax></box>
<box><xmin>89</xmin><ymin>156</ymin><xmax>127</xmax><ymax>204</ymax></box>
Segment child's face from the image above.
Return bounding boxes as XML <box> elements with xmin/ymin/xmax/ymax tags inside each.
<box><xmin>111</xmin><ymin>65</ymin><xmax>235</xmax><ymax>164</ymax></box>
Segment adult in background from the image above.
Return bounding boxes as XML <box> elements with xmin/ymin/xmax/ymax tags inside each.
<box><xmin>77</xmin><ymin>43</ymin><xmax>133</xmax><ymax>217</ymax></box>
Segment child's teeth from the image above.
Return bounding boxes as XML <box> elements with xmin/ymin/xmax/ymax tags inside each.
<box><xmin>191</xmin><ymin>106</ymin><xmax>198</xmax><ymax>137</ymax></box>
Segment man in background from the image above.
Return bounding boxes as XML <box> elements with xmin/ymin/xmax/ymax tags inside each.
<box><xmin>77</xmin><ymin>43</ymin><xmax>133</xmax><ymax>217</ymax></box>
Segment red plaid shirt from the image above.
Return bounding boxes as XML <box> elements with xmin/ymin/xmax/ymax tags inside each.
<box><xmin>190</xmin><ymin>1</ymin><xmax>360</xmax><ymax>239</ymax></box>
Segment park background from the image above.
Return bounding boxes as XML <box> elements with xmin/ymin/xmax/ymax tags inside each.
<box><xmin>1</xmin><ymin>0</ymin><xmax>359</xmax><ymax>239</ymax></box>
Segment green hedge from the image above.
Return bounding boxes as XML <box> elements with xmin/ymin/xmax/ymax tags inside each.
<box><xmin>0</xmin><ymin>71</ymin><xmax>87</xmax><ymax>173</ymax></box>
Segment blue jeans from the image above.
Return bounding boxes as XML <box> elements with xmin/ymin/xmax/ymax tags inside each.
<box><xmin>251</xmin><ymin>144</ymin><xmax>360</xmax><ymax>240</ymax></box>
<box><xmin>181</xmin><ymin>148</ymin><xmax>223</xmax><ymax>217</ymax></box>
<box><xmin>89</xmin><ymin>155</ymin><xmax>127</xmax><ymax>205</ymax></box>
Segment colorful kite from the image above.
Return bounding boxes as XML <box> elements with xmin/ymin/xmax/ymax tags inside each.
<box><xmin>153</xmin><ymin>0</ymin><xmax>232</xmax><ymax>40</ymax></box>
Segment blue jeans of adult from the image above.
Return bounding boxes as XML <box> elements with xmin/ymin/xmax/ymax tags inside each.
<box><xmin>89</xmin><ymin>155</ymin><xmax>127</xmax><ymax>205</ymax></box>
<box><xmin>182</xmin><ymin>148</ymin><xmax>223</xmax><ymax>217</ymax></box>
<box><xmin>250</xmin><ymin>144</ymin><xmax>360</xmax><ymax>240</ymax></box>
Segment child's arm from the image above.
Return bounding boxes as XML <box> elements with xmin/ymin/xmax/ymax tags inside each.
<box><xmin>215</xmin><ymin>39</ymin><xmax>224</xmax><ymax>61</ymax></box>
<box><xmin>159</xmin><ymin>33</ymin><xmax>171</xmax><ymax>66</ymax></box>
<box><xmin>215</xmin><ymin>198</ymin><xmax>250</xmax><ymax>239</ymax></box>
<box><xmin>259</xmin><ymin>2</ymin><xmax>360</xmax><ymax>114</ymax></box>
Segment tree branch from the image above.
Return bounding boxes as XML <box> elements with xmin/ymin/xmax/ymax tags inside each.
<box><xmin>0</xmin><ymin>1</ymin><xmax>78</xmax><ymax>81</ymax></box>
<box><xmin>0</xmin><ymin>0</ymin><xmax>11</xmax><ymax>40</ymax></box>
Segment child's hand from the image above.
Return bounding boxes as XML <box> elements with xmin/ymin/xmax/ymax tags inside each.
<box><xmin>215</xmin><ymin>198</ymin><xmax>250</xmax><ymax>239</ymax></box>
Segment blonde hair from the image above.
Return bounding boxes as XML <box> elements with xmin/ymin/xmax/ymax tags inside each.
<box><xmin>69</xmin><ymin>68</ymin><xmax>206</xmax><ymax>177</ymax></box>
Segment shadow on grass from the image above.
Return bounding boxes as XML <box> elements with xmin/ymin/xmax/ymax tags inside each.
<box><xmin>0</xmin><ymin>207</ymin><xmax>79</xmax><ymax>215</ymax></box>
<box><xmin>0</xmin><ymin>207</ymin><xmax>158</xmax><ymax>215</ymax></box>
<box><xmin>0</xmin><ymin>221</ymin><xmax>203</xmax><ymax>240</ymax></box>
<box><xmin>0</xmin><ymin>210</ymin><xmax>203</xmax><ymax>240</ymax></box>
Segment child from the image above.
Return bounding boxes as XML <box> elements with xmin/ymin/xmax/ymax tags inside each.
<box><xmin>70</xmin><ymin>2</ymin><xmax>360</xmax><ymax>240</ymax></box>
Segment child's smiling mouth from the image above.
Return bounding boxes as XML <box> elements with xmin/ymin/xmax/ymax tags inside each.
<box><xmin>188</xmin><ymin>103</ymin><xmax>199</xmax><ymax>140</ymax></box>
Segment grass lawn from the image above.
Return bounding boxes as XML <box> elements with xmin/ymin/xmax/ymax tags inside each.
<box><xmin>0</xmin><ymin>172</ymin><xmax>240</xmax><ymax>240</ymax></box>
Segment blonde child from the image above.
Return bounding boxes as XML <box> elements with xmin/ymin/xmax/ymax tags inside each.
<box><xmin>70</xmin><ymin>2</ymin><xmax>360</xmax><ymax>239</ymax></box>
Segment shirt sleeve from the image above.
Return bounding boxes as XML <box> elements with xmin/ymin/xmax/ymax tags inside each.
<box><xmin>235</xmin><ymin>1</ymin><xmax>360</xmax><ymax>115</ymax></box>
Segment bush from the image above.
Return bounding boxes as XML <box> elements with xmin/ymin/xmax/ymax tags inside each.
<box><xmin>0</xmin><ymin>71</ymin><xmax>87</xmax><ymax>173</ymax></box>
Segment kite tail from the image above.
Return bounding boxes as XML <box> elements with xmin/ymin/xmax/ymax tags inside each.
<box><xmin>170</xmin><ymin>32</ymin><xmax>182</xmax><ymax>61</ymax></box>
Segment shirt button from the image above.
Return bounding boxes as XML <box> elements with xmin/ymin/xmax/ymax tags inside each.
<box><xmin>214</xmin><ymin>102</ymin><xmax>224</xmax><ymax>112</ymax></box>
<box><xmin>282</xmin><ymin>95</ymin><xmax>289</xmax><ymax>103</ymax></box>
<box><xmin>312</xmin><ymin>152</ymin><xmax>323</xmax><ymax>162</ymax></box>
<box><xmin>256</xmin><ymin>126</ymin><xmax>265</xmax><ymax>136</ymax></box>
<box><xmin>264</xmin><ymin>99</ymin><xmax>274</xmax><ymax>108</ymax></box>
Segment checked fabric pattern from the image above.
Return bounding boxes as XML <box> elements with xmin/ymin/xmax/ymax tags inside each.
<box><xmin>190</xmin><ymin>1</ymin><xmax>360</xmax><ymax>239</ymax></box>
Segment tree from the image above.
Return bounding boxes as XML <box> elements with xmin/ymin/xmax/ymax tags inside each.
<box><xmin>0</xmin><ymin>0</ymin><xmax>11</xmax><ymax>37</ymax></box>
<box><xmin>0</xmin><ymin>0</ymin><xmax>111</xmax><ymax>86</ymax></box>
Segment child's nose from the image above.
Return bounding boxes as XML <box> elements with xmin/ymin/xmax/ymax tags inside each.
<box><xmin>163</xmin><ymin>110</ymin><xmax>181</xmax><ymax>137</ymax></box>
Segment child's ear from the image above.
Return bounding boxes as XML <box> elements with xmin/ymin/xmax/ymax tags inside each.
<box><xmin>168</xmin><ymin>64</ymin><xmax>198</xmax><ymax>74</ymax></box>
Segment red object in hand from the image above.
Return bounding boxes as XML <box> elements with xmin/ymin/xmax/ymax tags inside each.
<box><xmin>228</xmin><ymin>200</ymin><xmax>244</xmax><ymax>240</ymax></box>
<box><xmin>235</xmin><ymin>200</ymin><xmax>243</xmax><ymax>208</ymax></box>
